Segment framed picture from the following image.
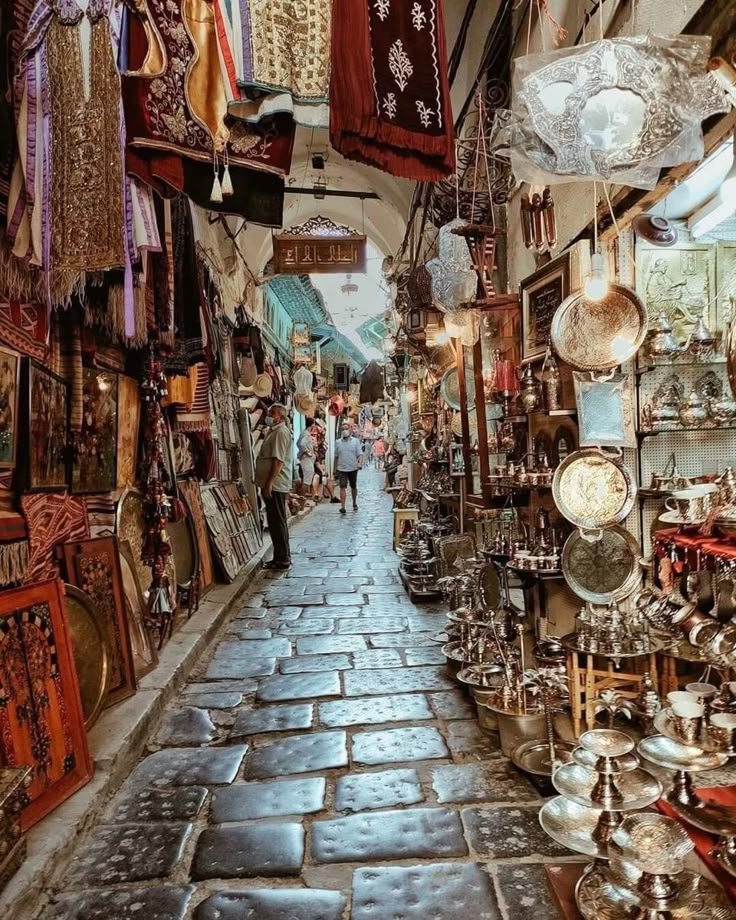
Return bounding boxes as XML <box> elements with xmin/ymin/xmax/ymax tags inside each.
<box><xmin>0</xmin><ymin>346</ymin><xmax>20</xmax><ymax>470</ymax></box>
<box><xmin>72</xmin><ymin>369</ymin><xmax>118</xmax><ymax>494</ymax></box>
<box><xmin>520</xmin><ymin>241</ymin><xmax>590</xmax><ymax>360</ymax></box>
<box><xmin>26</xmin><ymin>361</ymin><xmax>69</xmax><ymax>491</ymax></box>
<box><xmin>116</xmin><ymin>374</ymin><xmax>140</xmax><ymax>488</ymax></box>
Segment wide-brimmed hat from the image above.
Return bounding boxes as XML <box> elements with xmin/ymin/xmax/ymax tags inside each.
<box><xmin>295</xmin><ymin>393</ymin><xmax>317</xmax><ymax>416</ymax></box>
<box><xmin>253</xmin><ymin>373</ymin><xmax>273</xmax><ymax>398</ymax></box>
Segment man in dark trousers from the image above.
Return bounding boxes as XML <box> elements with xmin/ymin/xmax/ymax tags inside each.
<box><xmin>256</xmin><ymin>403</ymin><xmax>293</xmax><ymax>569</ymax></box>
<box><xmin>333</xmin><ymin>420</ymin><xmax>363</xmax><ymax>514</ymax></box>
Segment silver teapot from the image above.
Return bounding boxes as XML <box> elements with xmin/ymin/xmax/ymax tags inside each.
<box><xmin>679</xmin><ymin>390</ymin><xmax>708</xmax><ymax>428</ymax></box>
<box><xmin>518</xmin><ymin>364</ymin><xmax>541</xmax><ymax>413</ymax></box>
<box><xmin>709</xmin><ymin>397</ymin><xmax>736</xmax><ymax>424</ymax></box>
<box><xmin>648</xmin><ymin>311</ymin><xmax>682</xmax><ymax>359</ymax></box>
<box><xmin>688</xmin><ymin>313</ymin><xmax>716</xmax><ymax>357</ymax></box>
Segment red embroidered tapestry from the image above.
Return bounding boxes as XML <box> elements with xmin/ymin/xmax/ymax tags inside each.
<box><xmin>21</xmin><ymin>493</ymin><xmax>90</xmax><ymax>583</ymax></box>
<box><xmin>330</xmin><ymin>0</ymin><xmax>455</xmax><ymax>182</ymax></box>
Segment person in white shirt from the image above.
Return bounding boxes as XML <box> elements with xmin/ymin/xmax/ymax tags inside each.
<box><xmin>333</xmin><ymin>421</ymin><xmax>363</xmax><ymax>514</ymax></box>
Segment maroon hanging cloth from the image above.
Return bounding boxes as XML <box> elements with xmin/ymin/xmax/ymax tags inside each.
<box><xmin>330</xmin><ymin>0</ymin><xmax>455</xmax><ymax>182</ymax></box>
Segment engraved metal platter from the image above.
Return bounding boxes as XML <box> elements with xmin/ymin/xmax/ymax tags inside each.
<box><xmin>539</xmin><ymin>795</ymin><xmax>607</xmax><ymax>858</ymax></box>
<box><xmin>562</xmin><ymin>526</ymin><xmax>641</xmax><ymax>603</ymax></box>
<box><xmin>573</xmin><ymin>747</ymin><xmax>639</xmax><ymax>773</ymax></box>
<box><xmin>576</xmin><ymin>863</ymin><xmax>735</xmax><ymax>920</ymax></box>
<box><xmin>551</xmin><ymin>284</ymin><xmax>647</xmax><ymax>371</ymax></box>
<box><xmin>511</xmin><ymin>739</ymin><xmax>576</xmax><ymax>776</ymax></box>
<box><xmin>553</xmin><ymin>762</ymin><xmax>662</xmax><ymax>811</ymax></box>
<box><xmin>553</xmin><ymin>449</ymin><xmax>637</xmax><ymax>530</ymax></box>
<box><xmin>440</xmin><ymin>367</ymin><xmax>475</xmax><ymax>411</ymax></box>
<box><xmin>64</xmin><ymin>584</ymin><xmax>109</xmax><ymax>730</ymax></box>
<box><xmin>637</xmin><ymin>734</ymin><xmax>729</xmax><ymax>773</ymax></box>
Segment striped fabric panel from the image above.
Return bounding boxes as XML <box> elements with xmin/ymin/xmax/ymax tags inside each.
<box><xmin>21</xmin><ymin>492</ymin><xmax>90</xmax><ymax>582</ymax></box>
<box><xmin>84</xmin><ymin>495</ymin><xmax>116</xmax><ymax>537</ymax></box>
<box><xmin>173</xmin><ymin>363</ymin><xmax>210</xmax><ymax>432</ymax></box>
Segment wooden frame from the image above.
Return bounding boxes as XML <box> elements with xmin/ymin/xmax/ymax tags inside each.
<box><xmin>24</xmin><ymin>360</ymin><xmax>69</xmax><ymax>492</ymax></box>
<box><xmin>59</xmin><ymin>536</ymin><xmax>137</xmax><ymax>707</ymax></box>
<box><xmin>0</xmin><ymin>579</ymin><xmax>93</xmax><ymax>830</ymax></box>
<box><xmin>71</xmin><ymin>368</ymin><xmax>118</xmax><ymax>494</ymax></box>
<box><xmin>118</xmin><ymin>540</ymin><xmax>159</xmax><ymax>679</ymax></box>
<box><xmin>0</xmin><ymin>346</ymin><xmax>20</xmax><ymax>471</ymax></box>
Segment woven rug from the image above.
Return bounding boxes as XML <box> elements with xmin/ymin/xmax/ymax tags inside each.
<box><xmin>21</xmin><ymin>493</ymin><xmax>90</xmax><ymax>582</ymax></box>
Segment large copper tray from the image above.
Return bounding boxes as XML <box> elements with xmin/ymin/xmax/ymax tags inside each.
<box><xmin>440</xmin><ymin>367</ymin><xmax>474</xmax><ymax>411</ymax></box>
<box><xmin>551</xmin><ymin>283</ymin><xmax>647</xmax><ymax>370</ymax></box>
<box><xmin>553</xmin><ymin>448</ymin><xmax>636</xmax><ymax>531</ymax></box>
<box><xmin>561</xmin><ymin>525</ymin><xmax>641</xmax><ymax>603</ymax></box>
<box><xmin>64</xmin><ymin>584</ymin><xmax>109</xmax><ymax>730</ymax></box>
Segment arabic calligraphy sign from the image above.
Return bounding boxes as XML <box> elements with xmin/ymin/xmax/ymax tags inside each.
<box><xmin>273</xmin><ymin>234</ymin><xmax>367</xmax><ymax>274</ymax></box>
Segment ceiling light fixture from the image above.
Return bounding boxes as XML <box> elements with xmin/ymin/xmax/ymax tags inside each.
<box><xmin>585</xmin><ymin>251</ymin><xmax>609</xmax><ymax>301</ymax></box>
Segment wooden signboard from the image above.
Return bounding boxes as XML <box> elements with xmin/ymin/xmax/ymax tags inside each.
<box><xmin>273</xmin><ymin>234</ymin><xmax>367</xmax><ymax>274</ymax></box>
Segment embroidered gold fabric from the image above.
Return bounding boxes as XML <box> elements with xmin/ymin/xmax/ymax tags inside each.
<box><xmin>47</xmin><ymin>15</ymin><xmax>125</xmax><ymax>272</ymax></box>
<box><xmin>248</xmin><ymin>0</ymin><xmax>331</xmax><ymax>102</ymax></box>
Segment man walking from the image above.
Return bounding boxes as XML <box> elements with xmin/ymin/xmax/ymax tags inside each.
<box><xmin>255</xmin><ymin>403</ymin><xmax>293</xmax><ymax>569</ymax></box>
<box><xmin>333</xmin><ymin>421</ymin><xmax>363</xmax><ymax>514</ymax></box>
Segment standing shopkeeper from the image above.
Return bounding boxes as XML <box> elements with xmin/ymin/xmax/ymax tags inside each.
<box><xmin>334</xmin><ymin>421</ymin><xmax>363</xmax><ymax>514</ymax></box>
<box><xmin>256</xmin><ymin>403</ymin><xmax>293</xmax><ymax>570</ymax></box>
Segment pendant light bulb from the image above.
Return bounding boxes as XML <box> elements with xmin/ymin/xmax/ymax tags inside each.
<box><xmin>585</xmin><ymin>251</ymin><xmax>608</xmax><ymax>301</ymax></box>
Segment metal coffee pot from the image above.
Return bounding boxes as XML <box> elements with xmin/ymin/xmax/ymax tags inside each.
<box><xmin>709</xmin><ymin>397</ymin><xmax>736</xmax><ymax>424</ymax></box>
<box><xmin>518</xmin><ymin>364</ymin><xmax>541</xmax><ymax>413</ymax></box>
<box><xmin>648</xmin><ymin>311</ymin><xmax>682</xmax><ymax>359</ymax></box>
<box><xmin>679</xmin><ymin>391</ymin><xmax>708</xmax><ymax>428</ymax></box>
<box><xmin>650</xmin><ymin>384</ymin><xmax>681</xmax><ymax>423</ymax></box>
<box><xmin>688</xmin><ymin>313</ymin><xmax>716</xmax><ymax>357</ymax></box>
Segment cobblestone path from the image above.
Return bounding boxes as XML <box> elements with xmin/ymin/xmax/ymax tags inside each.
<box><xmin>42</xmin><ymin>471</ymin><xmax>579</xmax><ymax>920</ymax></box>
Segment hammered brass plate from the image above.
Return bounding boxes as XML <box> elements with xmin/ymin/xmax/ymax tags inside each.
<box><xmin>118</xmin><ymin>541</ymin><xmax>158</xmax><ymax>678</ymax></box>
<box><xmin>561</xmin><ymin>526</ymin><xmax>641</xmax><ymax>603</ymax></box>
<box><xmin>553</xmin><ymin>449</ymin><xmax>636</xmax><ymax>530</ymax></box>
<box><xmin>64</xmin><ymin>584</ymin><xmax>109</xmax><ymax>729</ymax></box>
<box><xmin>551</xmin><ymin>283</ymin><xmax>647</xmax><ymax>371</ymax></box>
<box><xmin>440</xmin><ymin>367</ymin><xmax>475</xmax><ymax>411</ymax></box>
<box><xmin>116</xmin><ymin>488</ymin><xmax>177</xmax><ymax>609</ymax></box>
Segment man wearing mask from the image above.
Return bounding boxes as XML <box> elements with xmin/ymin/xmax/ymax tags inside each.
<box><xmin>255</xmin><ymin>403</ymin><xmax>293</xmax><ymax>569</ymax></box>
<box><xmin>333</xmin><ymin>420</ymin><xmax>363</xmax><ymax>514</ymax></box>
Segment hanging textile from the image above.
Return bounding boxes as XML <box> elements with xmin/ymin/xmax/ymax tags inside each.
<box><xmin>163</xmin><ymin>197</ymin><xmax>206</xmax><ymax>375</ymax></box>
<box><xmin>0</xmin><ymin>0</ymin><xmax>34</xmax><ymax>218</ymax></box>
<box><xmin>122</xmin><ymin>0</ymin><xmax>294</xmax><ymax>224</ymax></box>
<box><xmin>218</xmin><ymin>0</ymin><xmax>332</xmax><ymax>128</ymax></box>
<box><xmin>330</xmin><ymin>0</ymin><xmax>455</xmax><ymax>182</ymax></box>
<box><xmin>359</xmin><ymin>360</ymin><xmax>385</xmax><ymax>405</ymax></box>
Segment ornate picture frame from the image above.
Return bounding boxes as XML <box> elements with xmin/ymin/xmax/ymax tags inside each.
<box><xmin>25</xmin><ymin>360</ymin><xmax>69</xmax><ymax>492</ymax></box>
<box><xmin>116</xmin><ymin>374</ymin><xmax>140</xmax><ymax>489</ymax></box>
<box><xmin>0</xmin><ymin>346</ymin><xmax>20</xmax><ymax>471</ymax></box>
<box><xmin>71</xmin><ymin>369</ymin><xmax>118</xmax><ymax>494</ymax></box>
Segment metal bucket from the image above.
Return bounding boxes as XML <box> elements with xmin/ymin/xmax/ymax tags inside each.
<box><xmin>473</xmin><ymin>691</ymin><xmax>499</xmax><ymax>732</ymax></box>
<box><xmin>495</xmin><ymin>710</ymin><xmax>546</xmax><ymax>757</ymax></box>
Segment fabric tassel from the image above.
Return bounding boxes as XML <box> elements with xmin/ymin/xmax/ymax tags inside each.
<box><xmin>0</xmin><ymin>540</ymin><xmax>30</xmax><ymax>588</ymax></box>
<box><xmin>222</xmin><ymin>165</ymin><xmax>233</xmax><ymax>197</ymax></box>
<box><xmin>210</xmin><ymin>172</ymin><xmax>223</xmax><ymax>203</ymax></box>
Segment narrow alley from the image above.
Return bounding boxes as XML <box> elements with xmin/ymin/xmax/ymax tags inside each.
<box><xmin>41</xmin><ymin>471</ymin><xmax>571</xmax><ymax>920</ymax></box>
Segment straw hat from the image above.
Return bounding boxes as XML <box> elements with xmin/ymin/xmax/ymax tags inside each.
<box><xmin>295</xmin><ymin>393</ymin><xmax>317</xmax><ymax>416</ymax></box>
<box><xmin>253</xmin><ymin>373</ymin><xmax>273</xmax><ymax>398</ymax></box>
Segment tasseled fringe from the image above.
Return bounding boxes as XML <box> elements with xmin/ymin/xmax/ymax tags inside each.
<box><xmin>222</xmin><ymin>166</ymin><xmax>233</xmax><ymax>197</ymax></box>
<box><xmin>0</xmin><ymin>541</ymin><xmax>29</xmax><ymax>588</ymax></box>
<box><xmin>173</xmin><ymin>418</ymin><xmax>211</xmax><ymax>432</ymax></box>
<box><xmin>159</xmin><ymin>327</ymin><xmax>176</xmax><ymax>349</ymax></box>
<box><xmin>0</xmin><ymin>234</ymin><xmax>81</xmax><ymax>306</ymax></box>
<box><xmin>210</xmin><ymin>172</ymin><xmax>223</xmax><ymax>204</ymax></box>
<box><xmin>103</xmin><ymin>282</ymin><xmax>149</xmax><ymax>348</ymax></box>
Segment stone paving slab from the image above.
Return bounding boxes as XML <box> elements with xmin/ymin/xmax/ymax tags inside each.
<box><xmin>277</xmin><ymin>619</ymin><xmax>335</xmax><ymax>636</ymax></box>
<box><xmin>224</xmin><ymin>625</ymin><xmax>272</xmax><ymax>639</ymax></box>
<box><xmin>265</xmin><ymin>594</ymin><xmax>326</xmax><ymax>607</ymax></box>
<box><xmin>405</xmin><ymin>646</ymin><xmax>447</xmax><ymax>666</ymax></box>
<box><xmin>343</xmin><ymin>666</ymin><xmax>455</xmax><ymax>696</ymax></box>
<box><xmin>280</xmin><ymin>653</ymin><xmax>352</xmax><ymax>673</ymax></box>
<box><xmin>428</xmin><ymin>690</ymin><xmax>476</xmax><ymax>720</ymax></box>
<box><xmin>243</xmin><ymin>731</ymin><xmax>348</xmax><ymax>779</ymax></box>
<box><xmin>231</xmin><ymin>703</ymin><xmax>314</xmax><ymax>736</ymax></box>
<box><xmin>211</xmin><ymin>777</ymin><xmax>326</xmax><ymax>821</ymax></box>
<box><xmin>336</xmin><ymin>617</ymin><xmax>407</xmax><ymax>634</ymax></box>
<box><xmin>445</xmin><ymin>720</ymin><xmax>503</xmax><ymax>758</ymax></box>
<box><xmin>494</xmin><ymin>863</ymin><xmax>565</xmax><ymax>916</ymax></box>
<box><xmin>183</xmin><ymin>680</ymin><xmax>256</xmax><ymax>696</ymax></box>
<box><xmin>193</xmin><ymin>890</ymin><xmax>346</xmax><ymax>920</ymax></box>
<box><xmin>351</xmin><ymin>864</ymin><xmax>502</xmax><ymax>920</ymax></box>
<box><xmin>216</xmin><ymin>638</ymin><xmax>292</xmax><ymax>658</ymax></box>
<box><xmin>301</xmin><ymin>605</ymin><xmax>364</xmax><ymax>619</ymax></box>
<box><xmin>369</xmin><ymin>633</ymin><xmax>439</xmax><ymax>648</ymax></box>
<box><xmin>128</xmin><ymin>747</ymin><xmax>247</xmax><ymax>788</ymax></box>
<box><xmin>351</xmin><ymin>726</ymin><xmax>450</xmax><ymax>765</ymax></box>
<box><xmin>191</xmin><ymin>823</ymin><xmax>305</xmax><ymax>880</ymax></box>
<box><xmin>319</xmin><ymin>694</ymin><xmax>433</xmax><ymax>728</ymax></box>
<box><xmin>185</xmin><ymin>692</ymin><xmax>243</xmax><ymax>710</ymax></box>
<box><xmin>256</xmin><ymin>671</ymin><xmax>342</xmax><ymax>702</ymax></box>
<box><xmin>461</xmin><ymin>805</ymin><xmax>572</xmax><ymax>859</ymax></box>
<box><xmin>311</xmin><ymin>807</ymin><xmax>467</xmax><ymax>863</ymax></box>
<box><xmin>156</xmin><ymin>707</ymin><xmax>217</xmax><ymax>746</ymax></box>
<box><xmin>335</xmin><ymin>768</ymin><xmax>424</xmax><ymax>812</ymax></box>
<box><xmin>43</xmin><ymin>886</ymin><xmax>195</xmax><ymax>920</ymax></box>
<box><xmin>205</xmin><ymin>657</ymin><xmax>276</xmax><ymax>680</ymax></box>
<box><xmin>107</xmin><ymin>786</ymin><xmax>208</xmax><ymax>824</ymax></box>
<box><xmin>63</xmin><ymin>824</ymin><xmax>192</xmax><ymax>887</ymax></box>
<box><xmin>296</xmin><ymin>636</ymin><xmax>367</xmax><ymax>655</ymax></box>
<box><xmin>431</xmin><ymin>762</ymin><xmax>540</xmax><ymax>805</ymax></box>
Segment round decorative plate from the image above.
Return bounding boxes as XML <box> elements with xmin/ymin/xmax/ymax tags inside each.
<box><xmin>551</xmin><ymin>283</ymin><xmax>647</xmax><ymax>371</ymax></box>
<box><xmin>553</xmin><ymin>448</ymin><xmax>636</xmax><ymax>530</ymax></box>
<box><xmin>168</xmin><ymin>494</ymin><xmax>198</xmax><ymax>587</ymax></box>
<box><xmin>116</xmin><ymin>488</ymin><xmax>177</xmax><ymax>609</ymax></box>
<box><xmin>64</xmin><ymin>584</ymin><xmax>109</xmax><ymax>729</ymax></box>
<box><xmin>440</xmin><ymin>367</ymin><xmax>475</xmax><ymax>411</ymax></box>
<box><xmin>118</xmin><ymin>542</ymin><xmax>158</xmax><ymax>678</ymax></box>
<box><xmin>451</xmin><ymin>410</ymin><xmax>478</xmax><ymax>439</ymax></box>
<box><xmin>561</xmin><ymin>525</ymin><xmax>641</xmax><ymax>603</ymax></box>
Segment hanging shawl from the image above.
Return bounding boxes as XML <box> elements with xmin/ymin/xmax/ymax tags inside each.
<box><xmin>0</xmin><ymin>0</ymin><xmax>35</xmax><ymax>218</ymax></box>
<box><xmin>163</xmin><ymin>196</ymin><xmax>206</xmax><ymax>375</ymax></box>
<box><xmin>330</xmin><ymin>0</ymin><xmax>455</xmax><ymax>182</ymax></box>
<box><xmin>122</xmin><ymin>0</ymin><xmax>294</xmax><ymax>223</ymax></box>
<box><xmin>359</xmin><ymin>360</ymin><xmax>384</xmax><ymax>405</ymax></box>
<box><xmin>217</xmin><ymin>0</ymin><xmax>332</xmax><ymax>128</ymax></box>
<box><xmin>7</xmin><ymin>0</ymin><xmax>160</xmax><ymax>335</ymax></box>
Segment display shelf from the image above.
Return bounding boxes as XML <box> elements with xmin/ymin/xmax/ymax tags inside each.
<box><xmin>638</xmin><ymin>423</ymin><xmax>736</xmax><ymax>440</ymax></box>
<box><xmin>636</xmin><ymin>356</ymin><xmax>727</xmax><ymax>376</ymax></box>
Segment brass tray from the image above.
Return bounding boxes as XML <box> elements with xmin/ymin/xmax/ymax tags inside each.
<box><xmin>561</xmin><ymin>526</ymin><xmax>641</xmax><ymax>603</ymax></box>
<box><xmin>551</xmin><ymin>283</ymin><xmax>647</xmax><ymax>371</ymax></box>
<box><xmin>168</xmin><ymin>493</ymin><xmax>198</xmax><ymax>587</ymax></box>
<box><xmin>64</xmin><ymin>584</ymin><xmax>109</xmax><ymax>730</ymax></box>
<box><xmin>440</xmin><ymin>367</ymin><xmax>474</xmax><ymax>411</ymax></box>
<box><xmin>553</xmin><ymin>448</ymin><xmax>636</xmax><ymax>531</ymax></box>
<box><xmin>118</xmin><ymin>540</ymin><xmax>159</xmax><ymax>678</ymax></box>
<box><xmin>116</xmin><ymin>488</ymin><xmax>177</xmax><ymax>609</ymax></box>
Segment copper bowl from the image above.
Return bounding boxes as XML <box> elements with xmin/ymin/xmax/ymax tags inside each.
<box><xmin>632</xmin><ymin>214</ymin><xmax>678</xmax><ymax>248</ymax></box>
